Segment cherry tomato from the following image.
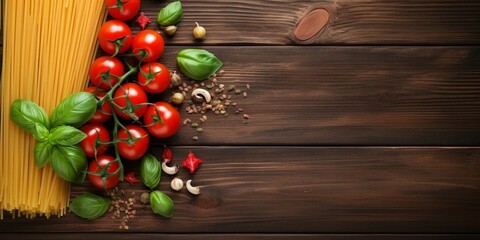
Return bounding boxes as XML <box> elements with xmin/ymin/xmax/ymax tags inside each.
<box><xmin>132</xmin><ymin>30</ymin><xmax>164</xmax><ymax>63</ymax></box>
<box><xmin>85</xmin><ymin>87</ymin><xmax>112</xmax><ymax>124</ymax></box>
<box><xmin>143</xmin><ymin>102</ymin><xmax>181</xmax><ymax>138</ymax></box>
<box><xmin>98</xmin><ymin>20</ymin><xmax>133</xmax><ymax>55</ymax></box>
<box><xmin>137</xmin><ymin>62</ymin><xmax>170</xmax><ymax>94</ymax></box>
<box><xmin>106</xmin><ymin>0</ymin><xmax>140</xmax><ymax>21</ymax></box>
<box><xmin>117</xmin><ymin>125</ymin><xmax>150</xmax><ymax>160</ymax></box>
<box><xmin>87</xmin><ymin>155</ymin><xmax>120</xmax><ymax>189</ymax></box>
<box><xmin>113</xmin><ymin>83</ymin><xmax>148</xmax><ymax>120</ymax></box>
<box><xmin>80</xmin><ymin>124</ymin><xmax>110</xmax><ymax>158</ymax></box>
<box><xmin>89</xmin><ymin>56</ymin><xmax>124</xmax><ymax>90</ymax></box>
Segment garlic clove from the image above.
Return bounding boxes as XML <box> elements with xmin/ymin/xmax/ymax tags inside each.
<box><xmin>164</xmin><ymin>25</ymin><xmax>177</xmax><ymax>36</ymax></box>
<box><xmin>162</xmin><ymin>161</ymin><xmax>179</xmax><ymax>175</ymax></box>
<box><xmin>193</xmin><ymin>22</ymin><xmax>206</xmax><ymax>40</ymax></box>
<box><xmin>186</xmin><ymin>180</ymin><xmax>200</xmax><ymax>195</ymax></box>
<box><xmin>170</xmin><ymin>178</ymin><xmax>184</xmax><ymax>191</ymax></box>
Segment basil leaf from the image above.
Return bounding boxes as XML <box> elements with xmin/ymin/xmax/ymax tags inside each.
<box><xmin>50</xmin><ymin>92</ymin><xmax>97</xmax><ymax>128</ymax></box>
<box><xmin>50</xmin><ymin>145</ymin><xmax>87</xmax><ymax>184</ymax></box>
<box><xmin>49</xmin><ymin>125</ymin><xmax>87</xmax><ymax>146</ymax></box>
<box><xmin>69</xmin><ymin>193</ymin><xmax>110</xmax><ymax>220</ymax></box>
<box><xmin>10</xmin><ymin>99</ymin><xmax>50</xmax><ymax>134</ymax></box>
<box><xmin>34</xmin><ymin>141</ymin><xmax>53</xmax><ymax>168</ymax></box>
<box><xmin>139</xmin><ymin>153</ymin><xmax>161</xmax><ymax>190</ymax></box>
<box><xmin>157</xmin><ymin>1</ymin><xmax>183</xmax><ymax>26</ymax></box>
<box><xmin>32</xmin><ymin>123</ymin><xmax>50</xmax><ymax>142</ymax></box>
<box><xmin>150</xmin><ymin>191</ymin><xmax>174</xmax><ymax>218</ymax></box>
<box><xmin>177</xmin><ymin>49</ymin><xmax>223</xmax><ymax>81</ymax></box>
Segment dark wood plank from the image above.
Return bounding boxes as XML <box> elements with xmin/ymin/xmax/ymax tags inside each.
<box><xmin>152</xmin><ymin>46</ymin><xmax>480</xmax><ymax>145</ymax></box>
<box><xmin>1</xmin><ymin>233</ymin><xmax>479</xmax><ymax>240</ymax></box>
<box><xmin>6</xmin><ymin>46</ymin><xmax>477</xmax><ymax>145</ymax></box>
<box><xmin>1</xmin><ymin>147</ymin><xmax>479</xmax><ymax>233</ymax></box>
<box><xmin>135</xmin><ymin>0</ymin><xmax>480</xmax><ymax>45</ymax></box>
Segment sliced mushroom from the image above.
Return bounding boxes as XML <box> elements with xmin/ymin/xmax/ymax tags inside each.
<box><xmin>162</xmin><ymin>161</ymin><xmax>179</xmax><ymax>175</ymax></box>
<box><xmin>170</xmin><ymin>178</ymin><xmax>183</xmax><ymax>191</ymax></box>
<box><xmin>191</xmin><ymin>88</ymin><xmax>211</xmax><ymax>103</ymax></box>
<box><xmin>186</xmin><ymin>180</ymin><xmax>200</xmax><ymax>195</ymax></box>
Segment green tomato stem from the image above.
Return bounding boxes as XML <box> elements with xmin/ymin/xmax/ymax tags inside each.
<box><xmin>95</xmin><ymin>63</ymin><xmax>137</xmax><ymax>182</ymax></box>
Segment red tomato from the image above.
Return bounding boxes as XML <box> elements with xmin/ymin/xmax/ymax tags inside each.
<box><xmin>137</xmin><ymin>62</ymin><xmax>170</xmax><ymax>94</ymax></box>
<box><xmin>87</xmin><ymin>155</ymin><xmax>120</xmax><ymax>189</ymax></box>
<box><xmin>106</xmin><ymin>0</ymin><xmax>140</xmax><ymax>21</ymax></box>
<box><xmin>89</xmin><ymin>56</ymin><xmax>124</xmax><ymax>90</ymax></box>
<box><xmin>132</xmin><ymin>30</ymin><xmax>164</xmax><ymax>63</ymax></box>
<box><xmin>117</xmin><ymin>125</ymin><xmax>150</xmax><ymax>160</ymax></box>
<box><xmin>98</xmin><ymin>20</ymin><xmax>133</xmax><ymax>55</ymax></box>
<box><xmin>80</xmin><ymin>124</ymin><xmax>110</xmax><ymax>158</ymax></box>
<box><xmin>85</xmin><ymin>87</ymin><xmax>112</xmax><ymax>124</ymax></box>
<box><xmin>112</xmin><ymin>83</ymin><xmax>148</xmax><ymax>120</ymax></box>
<box><xmin>143</xmin><ymin>102</ymin><xmax>181</xmax><ymax>138</ymax></box>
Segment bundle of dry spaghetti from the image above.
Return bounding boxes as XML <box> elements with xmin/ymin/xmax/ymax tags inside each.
<box><xmin>0</xmin><ymin>0</ymin><xmax>106</xmax><ymax>218</ymax></box>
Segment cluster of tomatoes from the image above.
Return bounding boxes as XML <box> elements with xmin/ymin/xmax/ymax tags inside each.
<box><xmin>80</xmin><ymin>0</ymin><xmax>181</xmax><ymax>189</ymax></box>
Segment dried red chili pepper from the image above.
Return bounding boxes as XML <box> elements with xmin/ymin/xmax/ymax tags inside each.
<box><xmin>124</xmin><ymin>171</ymin><xmax>141</xmax><ymax>185</ymax></box>
<box><xmin>136</xmin><ymin>12</ymin><xmax>151</xmax><ymax>30</ymax></box>
<box><xmin>163</xmin><ymin>145</ymin><xmax>173</xmax><ymax>163</ymax></box>
<box><xmin>182</xmin><ymin>151</ymin><xmax>203</xmax><ymax>174</ymax></box>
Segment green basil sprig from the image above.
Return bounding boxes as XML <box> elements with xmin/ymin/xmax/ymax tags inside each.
<box><xmin>34</xmin><ymin>141</ymin><xmax>54</xmax><ymax>168</ymax></box>
<box><xmin>157</xmin><ymin>1</ymin><xmax>183</xmax><ymax>26</ymax></box>
<box><xmin>10</xmin><ymin>93</ymin><xmax>93</xmax><ymax>181</ymax></box>
<box><xmin>139</xmin><ymin>153</ymin><xmax>161</xmax><ymax>190</ymax></box>
<box><xmin>150</xmin><ymin>191</ymin><xmax>174</xmax><ymax>218</ymax></box>
<box><xmin>177</xmin><ymin>49</ymin><xmax>223</xmax><ymax>81</ymax></box>
<box><xmin>50</xmin><ymin>145</ymin><xmax>87</xmax><ymax>184</ymax></box>
<box><xmin>10</xmin><ymin>99</ymin><xmax>50</xmax><ymax>134</ymax></box>
<box><xmin>49</xmin><ymin>125</ymin><xmax>86</xmax><ymax>146</ymax></box>
<box><xmin>32</xmin><ymin>123</ymin><xmax>50</xmax><ymax>142</ymax></box>
<box><xmin>50</xmin><ymin>92</ymin><xmax>97</xmax><ymax>128</ymax></box>
<box><xmin>69</xmin><ymin>193</ymin><xmax>110</xmax><ymax>220</ymax></box>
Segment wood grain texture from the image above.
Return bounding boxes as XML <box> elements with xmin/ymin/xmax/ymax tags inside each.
<box><xmin>9</xmin><ymin>45</ymin><xmax>480</xmax><ymax>146</ymax></box>
<box><xmin>150</xmin><ymin>46</ymin><xmax>480</xmax><ymax>146</ymax></box>
<box><xmin>1</xmin><ymin>147</ymin><xmax>479</xmax><ymax>233</ymax></box>
<box><xmin>2</xmin><ymin>0</ymin><xmax>480</xmax><ymax>238</ymax></box>
<box><xmin>135</xmin><ymin>0</ymin><xmax>480</xmax><ymax>45</ymax></box>
<box><xmin>1</xmin><ymin>233</ymin><xmax>479</xmax><ymax>240</ymax></box>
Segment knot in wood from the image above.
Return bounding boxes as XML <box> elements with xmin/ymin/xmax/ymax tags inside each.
<box><xmin>294</xmin><ymin>8</ymin><xmax>330</xmax><ymax>41</ymax></box>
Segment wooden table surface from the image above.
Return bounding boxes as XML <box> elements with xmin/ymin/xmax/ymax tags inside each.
<box><xmin>1</xmin><ymin>0</ymin><xmax>480</xmax><ymax>239</ymax></box>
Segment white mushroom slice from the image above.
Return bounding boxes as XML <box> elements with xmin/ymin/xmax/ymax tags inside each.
<box><xmin>191</xmin><ymin>88</ymin><xmax>211</xmax><ymax>103</ymax></box>
<box><xmin>170</xmin><ymin>178</ymin><xmax>184</xmax><ymax>191</ymax></box>
<box><xmin>186</xmin><ymin>180</ymin><xmax>200</xmax><ymax>195</ymax></box>
<box><xmin>162</xmin><ymin>161</ymin><xmax>179</xmax><ymax>175</ymax></box>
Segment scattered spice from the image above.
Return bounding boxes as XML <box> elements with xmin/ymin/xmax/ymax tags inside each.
<box><xmin>136</xmin><ymin>12</ymin><xmax>151</xmax><ymax>29</ymax></box>
<box><xmin>171</xmin><ymin>69</ymin><xmax>251</xmax><ymax>140</ymax></box>
<box><xmin>182</xmin><ymin>151</ymin><xmax>203</xmax><ymax>174</ymax></box>
<box><xmin>183</xmin><ymin>118</ymin><xmax>192</xmax><ymax>125</ymax></box>
<box><xmin>107</xmin><ymin>187</ymin><xmax>138</xmax><ymax>231</ymax></box>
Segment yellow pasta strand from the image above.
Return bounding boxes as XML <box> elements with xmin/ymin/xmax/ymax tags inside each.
<box><xmin>0</xmin><ymin>0</ymin><xmax>106</xmax><ymax>218</ymax></box>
